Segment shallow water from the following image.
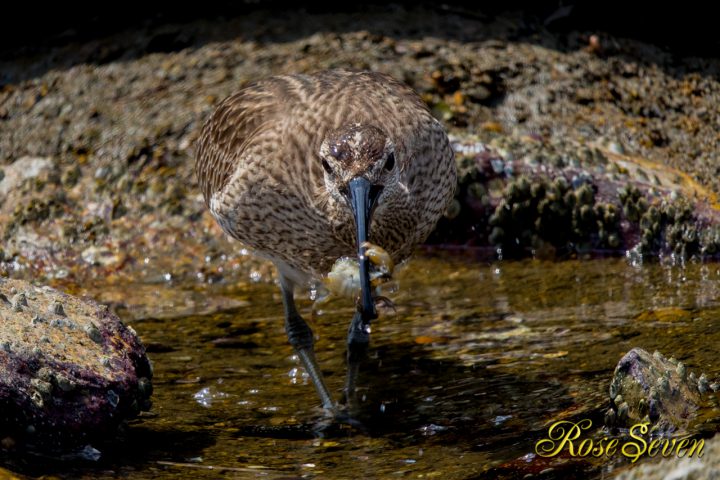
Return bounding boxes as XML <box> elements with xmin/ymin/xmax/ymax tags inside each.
<box><xmin>3</xmin><ymin>255</ymin><xmax>720</xmax><ymax>479</ymax></box>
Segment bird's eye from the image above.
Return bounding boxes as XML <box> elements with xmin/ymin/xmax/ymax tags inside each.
<box><xmin>384</xmin><ymin>152</ymin><xmax>395</xmax><ymax>172</ymax></box>
<box><xmin>322</xmin><ymin>159</ymin><xmax>332</xmax><ymax>174</ymax></box>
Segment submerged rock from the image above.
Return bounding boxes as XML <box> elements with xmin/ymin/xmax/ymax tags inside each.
<box><xmin>606</xmin><ymin>347</ymin><xmax>715</xmax><ymax>434</ymax></box>
<box><xmin>0</xmin><ymin>278</ymin><xmax>152</xmax><ymax>451</ymax></box>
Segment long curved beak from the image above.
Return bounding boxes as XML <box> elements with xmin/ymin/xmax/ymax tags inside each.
<box><xmin>347</xmin><ymin>177</ymin><xmax>382</xmax><ymax>321</ymax></box>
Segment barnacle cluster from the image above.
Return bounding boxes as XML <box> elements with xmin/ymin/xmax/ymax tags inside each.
<box><xmin>7</xmin><ymin>194</ymin><xmax>67</xmax><ymax>237</ymax></box>
<box><xmin>487</xmin><ymin>175</ymin><xmax>621</xmax><ymax>255</ymax></box>
<box><xmin>606</xmin><ymin>348</ymin><xmax>719</xmax><ymax>434</ymax></box>
<box><xmin>479</xmin><ymin>173</ymin><xmax>720</xmax><ymax>259</ymax></box>
<box><xmin>620</xmin><ymin>185</ymin><xmax>720</xmax><ymax>257</ymax></box>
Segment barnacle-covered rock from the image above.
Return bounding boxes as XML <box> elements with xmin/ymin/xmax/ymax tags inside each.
<box><xmin>428</xmin><ymin>135</ymin><xmax>720</xmax><ymax>260</ymax></box>
<box><xmin>0</xmin><ymin>278</ymin><xmax>152</xmax><ymax>451</ymax></box>
<box><xmin>605</xmin><ymin>348</ymin><xmax>715</xmax><ymax>434</ymax></box>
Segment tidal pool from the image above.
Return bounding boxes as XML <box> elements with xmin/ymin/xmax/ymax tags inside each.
<box><xmin>2</xmin><ymin>254</ymin><xmax>719</xmax><ymax>479</ymax></box>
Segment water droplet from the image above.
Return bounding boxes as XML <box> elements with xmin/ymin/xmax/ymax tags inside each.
<box><xmin>54</xmin><ymin>268</ymin><xmax>69</xmax><ymax>279</ymax></box>
<box><xmin>193</xmin><ymin>386</ymin><xmax>230</xmax><ymax>407</ymax></box>
<box><xmin>250</xmin><ymin>271</ymin><xmax>262</xmax><ymax>282</ymax></box>
<box><xmin>309</xmin><ymin>288</ymin><xmax>317</xmax><ymax>301</ymax></box>
<box><xmin>493</xmin><ymin>414</ymin><xmax>512</xmax><ymax>426</ymax></box>
<box><xmin>379</xmin><ymin>403</ymin><xmax>386</xmax><ymax>413</ymax></box>
<box><xmin>163</xmin><ymin>273</ymin><xmax>172</xmax><ymax>282</ymax></box>
<box><xmin>77</xmin><ymin>445</ymin><xmax>101</xmax><ymax>461</ymax></box>
<box><xmin>419</xmin><ymin>424</ymin><xmax>448</xmax><ymax>436</ymax></box>
<box><xmin>626</xmin><ymin>246</ymin><xmax>643</xmax><ymax>268</ymax></box>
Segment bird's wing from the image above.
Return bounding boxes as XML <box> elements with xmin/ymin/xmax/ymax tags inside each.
<box><xmin>195</xmin><ymin>79</ymin><xmax>286</xmax><ymax>206</ymax></box>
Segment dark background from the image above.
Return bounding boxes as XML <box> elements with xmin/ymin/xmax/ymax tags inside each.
<box><xmin>1</xmin><ymin>2</ymin><xmax>715</xmax><ymax>60</ymax></box>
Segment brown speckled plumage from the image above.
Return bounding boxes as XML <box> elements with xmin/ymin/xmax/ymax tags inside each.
<box><xmin>195</xmin><ymin>69</ymin><xmax>456</xmax><ymax>284</ymax></box>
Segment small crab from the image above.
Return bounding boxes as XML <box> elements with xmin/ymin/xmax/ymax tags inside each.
<box><xmin>325</xmin><ymin>242</ymin><xmax>394</xmax><ymax>295</ymax></box>
<box><xmin>317</xmin><ymin>242</ymin><xmax>396</xmax><ymax>312</ymax></box>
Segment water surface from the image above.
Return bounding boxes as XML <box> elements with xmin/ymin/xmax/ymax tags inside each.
<box><xmin>3</xmin><ymin>255</ymin><xmax>720</xmax><ymax>479</ymax></box>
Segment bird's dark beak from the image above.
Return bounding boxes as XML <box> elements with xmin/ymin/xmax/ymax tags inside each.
<box><xmin>347</xmin><ymin>177</ymin><xmax>383</xmax><ymax>320</ymax></box>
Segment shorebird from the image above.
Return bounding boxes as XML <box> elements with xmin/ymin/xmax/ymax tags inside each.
<box><xmin>195</xmin><ymin>69</ymin><xmax>456</xmax><ymax>412</ymax></box>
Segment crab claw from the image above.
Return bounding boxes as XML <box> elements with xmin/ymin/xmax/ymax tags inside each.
<box><xmin>360</xmin><ymin>241</ymin><xmax>394</xmax><ymax>275</ymax></box>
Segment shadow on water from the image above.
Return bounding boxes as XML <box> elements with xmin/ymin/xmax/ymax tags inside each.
<box><xmin>0</xmin><ymin>428</ymin><xmax>217</xmax><ymax>477</ymax></box>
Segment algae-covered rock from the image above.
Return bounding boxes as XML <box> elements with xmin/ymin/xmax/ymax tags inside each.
<box><xmin>606</xmin><ymin>348</ymin><xmax>716</xmax><ymax>434</ymax></box>
<box><xmin>0</xmin><ymin>278</ymin><xmax>152</xmax><ymax>451</ymax></box>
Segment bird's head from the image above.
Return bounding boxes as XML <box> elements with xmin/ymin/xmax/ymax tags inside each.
<box><xmin>319</xmin><ymin>123</ymin><xmax>399</xmax><ymax>321</ymax></box>
<box><xmin>319</xmin><ymin>123</ymin><xmax>398</xmax><ymax>208</ymax></box>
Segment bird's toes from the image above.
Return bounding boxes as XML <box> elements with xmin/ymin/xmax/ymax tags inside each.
<box><xmin>333</xmin><ymin>409</ymin><xmax>368</xmax><ymax>432</ymax></box>
<box><xmin>306</xmin><ymin>404</ymin><xmax>368</xmax><ymax>437</ymax></box>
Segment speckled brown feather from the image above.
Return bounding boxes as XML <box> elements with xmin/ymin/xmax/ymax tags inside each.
<box><xmin>195</xmin><ymin>70</ymin><xmax>456</xmax><ymax>282</ymax></box>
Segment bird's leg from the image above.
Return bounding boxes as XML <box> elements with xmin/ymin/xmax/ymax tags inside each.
<box><xmin>279</xmin><ymin>274</ymin><xmax>335</xmax><ymax>411</ymax></box>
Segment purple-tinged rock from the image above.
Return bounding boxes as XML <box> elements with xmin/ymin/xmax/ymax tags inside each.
<box><xmin>0</xmin><ymin>278</ymin><xmax>152</xmax><ymax>451</ymax></box>
<box><xmin>606</xmin><ymin>347</ymin><xmax>714</xmax><ymax>434</ymax></box>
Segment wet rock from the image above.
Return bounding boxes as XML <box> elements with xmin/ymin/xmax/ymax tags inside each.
<box><xmin>606</xmin><ymin>348</ymin><xmax>715</xmax><ymax>434</ymax></box>
<box><xmin>80</xmin><ymin>245</ymin><xmax>125</xmax><ymax>268</ymax></box>
<box><xmin>1</xmin><ymin>6</ymin><xmax>720</xmax><ymax>281</ymax></box>
<box><xmin>427</xmin><ymin>135</ymin><xmax>720</xmax><ymax>259</ymax></box>
<box><xmin>0</xmin><ymin>278</ymin><xmax>152</xmax><ymax>451</ymax></box>
<box><xmin>0</xmin><ymin>157</ymin><xmax>52</xmax><ymax>198</ymax></box>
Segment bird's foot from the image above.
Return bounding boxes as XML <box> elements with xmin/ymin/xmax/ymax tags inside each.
<box><xmin>308</xmin><ymin>404</ymin><xmax>368</xmax><ymax>437</ymax></box>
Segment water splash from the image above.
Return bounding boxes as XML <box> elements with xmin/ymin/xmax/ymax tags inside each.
<box><xmin>193</xmin><ymin>386</ymin><xmax>231</xmax><ymax>408</ymax></box>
